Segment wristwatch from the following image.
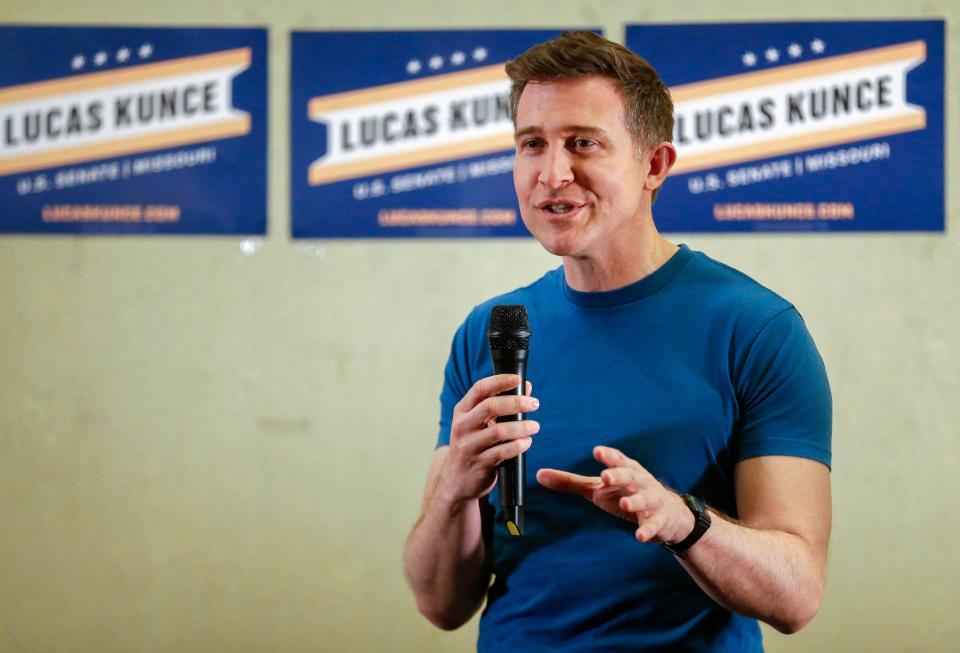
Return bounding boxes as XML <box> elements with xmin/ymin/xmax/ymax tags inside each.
<box><xmin>662</xmin><ymin>494</ymin><xmax>712</xmax><ymax>556</ymax></box>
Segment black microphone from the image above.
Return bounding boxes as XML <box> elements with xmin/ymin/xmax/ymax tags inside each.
<box><xmin>488</xmin><ymin>304</ymin><xmax>532</xmax><ymax>537</ymax></box>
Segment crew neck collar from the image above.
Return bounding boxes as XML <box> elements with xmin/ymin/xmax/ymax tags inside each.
<box><xmin>560</xmin><ymin>244</ymin><xmax>695</xmax><ymax>309</ymax></box>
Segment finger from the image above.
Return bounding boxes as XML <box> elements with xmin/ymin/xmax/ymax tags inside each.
<box><xmin>481</xmin><ymin>437</ymin><xmax>533</xmax><ymax>467</ymax></box>
<box><xmin>536</xmin><ymin>469</ymin><xmax>601</xmax><ymax>500</ymax></box>
<box><xmin>594</xmin><ymin>445</ymin><xmax>644</xmax><ymax>472</ymax></box>
<box><xmin>454</xmin><ymin>417</ymin><xmax>538</xmax><ymax>459</ymax></box>
<box><xmin>619</xmin><ymin>492</ymin><xmax>651</xmax><ymax>514</ymax></box>
<box><xmin>601</xmin><ymin>467</ymin><xmax>644</xmax><ymax>491</ymax></box>
<box><xmin>456</xmin><ymin>374</ymin><xmax>523</xmax><ymax>414</ymax></box>
<box><xmin>483</xmin><ymin>419</ymin><xmax>541</xmax><ymax>446</ymax></box>
<box><xmin>635</xmin><ymin>512</ymin><xmax>667</xmax><ymax>543</ymax></box>
<box><xmin>525</xmin><ymin>380</ymin><xmax>533</xmax><ymax>396</ymax></box>
<box><xmin>464</xmin><ymin>394</ymin><xmax>540</xmax><ymax>431</ymax></box>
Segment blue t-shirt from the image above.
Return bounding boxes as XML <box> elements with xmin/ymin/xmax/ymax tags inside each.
<box><xmin>436</xmin><ymin>245</ymin><xmax>832</xmax><ymax>652</ymax></box>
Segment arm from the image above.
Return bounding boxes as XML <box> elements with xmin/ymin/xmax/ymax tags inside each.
<box><xmin>403</xmin><ymin>447</ymin><xmax>490</xmax><ymax>630</ymax></box>
<box><xmin>403</xmin><ymin>375</ymin><xmax>540</xmax><ymax>630</ymax></box>
<box><xmin>538</xmin><ymin>447</ymin><xmax>831</xmax><ymax>634</ymax></box>
<box><xmin>675</xmin><ymin>455</ymin><xmax>831</xmax><ymax>634</ymax></box>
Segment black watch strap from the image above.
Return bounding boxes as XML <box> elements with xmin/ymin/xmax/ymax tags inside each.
<box><xmin>662</xmin><ymin>494</ymin><xmax>711</xmax><ymax>556</ymax></box>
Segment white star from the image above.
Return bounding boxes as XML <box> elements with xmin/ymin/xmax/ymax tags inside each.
<box><xmin>764</xmin><ymin>47</ymin><xmax>779</xmax><ymax>63</ymax></box>
<box><xmin>70</xmin><ymin>54</ymin><xmax>85</xmax><ymax>70</ymax></box>
<box><xmin>450</xmin><ymin>51</ymin><xmax>466</xmax><ymax>66</ymax></box>
<box><xmin>428</xmin><ymin>55</ymin><xmax>443</xmax><ymax>70</ymax></box>
<box><xmin>787</xmin><ymin>43</ymin><xmax>803</xmax><ymax>58</ymax></box>
<box><xmin>742</xmin><ymin>51</ymin><xmax>757</xmax><ymax>67</ymax></box>
<box><xmin>810</xmin><ymin>38</ymin><xmax>825</xmax><ymax>54</ymax></box>
<box><xmin>138</xmin><ymin>43</ymin><xmax>153</xmax><ymax>59</ymax></box>
<box><xmin>93</xmin><ymin>51</ymin><xmax>108</xmax><ymax>67</ymax></box>
<box><xmin>472</xmin><ymin>47</ymin><xmax>488</xmax><ymax>62</ymax></box>
<box><xmin>116</xmin><ymin>47</ymin><xmax>130</xmax><ymax>63</ymax></box>
<box><xmin>406</xmin><ymin>59</ymin><xmax>421</xmax><ymax>74</ymax></box>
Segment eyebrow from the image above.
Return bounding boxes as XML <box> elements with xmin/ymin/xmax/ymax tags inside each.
<box><xmin>513</xmin><ymin>125</ymin><xmax>612</xmax><ymax>141</ymax></box>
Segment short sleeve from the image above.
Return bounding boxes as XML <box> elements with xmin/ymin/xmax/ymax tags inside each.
<box><xmin>733</xmin><ymin>307</ymin><xmax>832</xmax><ymax>468</ymax></box>
<box><xmin>436</xmin><ymin>319</ymin><xmax>473</xmax><ymax>449</ymax></box>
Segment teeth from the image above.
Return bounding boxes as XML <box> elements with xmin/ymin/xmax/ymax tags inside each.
<box><xmin>548</xmin><ymin>204</ymin><xmax>573</xmax><ymax>214</ymax></box>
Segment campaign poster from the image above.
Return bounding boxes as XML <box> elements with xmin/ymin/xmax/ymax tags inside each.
<box><xmin>626</xmin><ymin>21</ymin><xmax>945</xmax><ymax>232</ymax></box>
<box><xmin>290</xmin><ymin>29</ymin><xmax>582</xmax><ymax>239</ymax></box>
<box><xmin>0</xmin><ymin>25</ymin><xmax>267</xmax><ymax>235</ymax></box>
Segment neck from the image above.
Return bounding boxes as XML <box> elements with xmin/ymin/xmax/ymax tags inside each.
<box><xmin>562</xmin><ymin>222</ymin><xmax>678</xmax><ymax>292</ymax></box>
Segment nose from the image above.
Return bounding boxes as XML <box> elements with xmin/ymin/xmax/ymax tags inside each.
<box><xmin>537</xmin><ymin>148</ymin><xmax>574</xmax><ymax>189</ymax></box>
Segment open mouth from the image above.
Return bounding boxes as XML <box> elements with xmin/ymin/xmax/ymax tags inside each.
<box><xmin>538</xmin><ymin>201</ymin><xmax>582</xmax><ymax>216</ymax></box>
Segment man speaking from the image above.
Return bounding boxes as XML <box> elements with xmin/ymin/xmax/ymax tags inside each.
<box><xmin>404</xmin><ymin>31</ymin><xmax>832</xmax><ymax>652</ymax></box>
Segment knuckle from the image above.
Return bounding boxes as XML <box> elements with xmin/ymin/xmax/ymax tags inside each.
<box><xmin>501</xmin><ymin>421</ymin><xmax>522</xmax><ymax>439</ymax></box>
<box><xmin>512</xmin><ymin>438</ymin><xmax>529</xmax><ymax>456</ymax></box>
<box><xmin>480</xmin><ymin>397</ymin><xmax>497</xmax><ymax>419</ymax></box>
<box><xmin>492</xmin><ymin>420</ymin><xmax>523</xmax><ymax>442</ymax></box>
<box><xmin>450</xmin><ymin>419</ymin><xmax>469</xmax><ymax>441</ymax></box>
<box><xmin>483</xmin><ymin>447</ymin><xmax>504</xmax><ymax>467</ymax></box>
<box><xmin>474</xmin><ymin>381</ymin><xmax>492</xmax><ymax>399</ymax></box>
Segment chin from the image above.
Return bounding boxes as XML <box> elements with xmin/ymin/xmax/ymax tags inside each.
<box><xmin>524</xmin><ymin>224</ymin><xmax>584</xmax><ymax>258</ymax></box>
<box><xmin>536</xmin><ymin>237</ymin><xmax>582</xmax><ymax>258</ymax></box>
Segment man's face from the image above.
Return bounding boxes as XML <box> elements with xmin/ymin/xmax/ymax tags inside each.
<box><xmin>513</xmin><ymin>75</ymin><xmax>652</xmax><ymax>259</ymax></box>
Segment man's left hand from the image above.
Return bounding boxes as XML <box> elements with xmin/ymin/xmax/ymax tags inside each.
<box><xmin>537</xmin><ymin>445</ymin><xmax>696</xmax><ymax>545</ymax></box>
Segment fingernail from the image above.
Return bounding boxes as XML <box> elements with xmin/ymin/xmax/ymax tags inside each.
<box><xmin>530</xmin><ymin>398</ymin><xmax>540</xmax><ymax>409</ymax></box>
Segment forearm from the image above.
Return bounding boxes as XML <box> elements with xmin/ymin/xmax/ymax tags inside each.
<box><xmin>405</xmin><ymin>375</ymin><xmax>538</xmax><ymax>629</ymax></box>
<box><xmin>403</xmin><ymin>490</ymin><xmax>490</xmax><ymax>630</ymax></box>
<box><xmin>676</xmin><ymin>513</ymin><xmax>826</xmax><ymax>634</ymax></box>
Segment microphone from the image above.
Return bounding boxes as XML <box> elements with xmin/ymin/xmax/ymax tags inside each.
<box><xmin>488</xmin><ymin>304</ymin><xmax>532</xmax><ymax>537</ymax></box>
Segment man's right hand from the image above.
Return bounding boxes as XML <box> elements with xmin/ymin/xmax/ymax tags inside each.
<box><xmin>439</xmin><ymin>374</ymin><xmax>540</xmax><ymax>505</ymax></box>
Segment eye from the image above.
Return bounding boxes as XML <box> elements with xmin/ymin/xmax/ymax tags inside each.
<box><xmin>520</xmin><ymin>138</ymin><xmax>543</xmax><ymax>150</ymax></box>
<box><xmin>573</xmin><ymin>138</ymin><xmax>596</xmax><ymax>149</ymax></box>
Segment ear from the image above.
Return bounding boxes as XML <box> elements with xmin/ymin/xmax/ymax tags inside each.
<box><xmin>644</xmin><ymin>142</ymin><xmax>677</xmax><ymax>192</ymax></box>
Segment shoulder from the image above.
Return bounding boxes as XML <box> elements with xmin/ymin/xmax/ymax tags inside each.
<box><xmin>679</xmin><ymin>248</ymin><xmax>797</xmax><ymax>333</ymax></box>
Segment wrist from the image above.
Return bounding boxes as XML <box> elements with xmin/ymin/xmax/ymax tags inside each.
<box><xmin>671</xmin><ymin>493</ymin><xmax>697</xmax><ymax>544</ymax></box>
<box><xmin>434</xmin><ymin>480</ymin><xmax>477</xmax><ymax>515</ymax></box>
<box><xmin>663</xmin><ymin>494</ymin><xmax>712</xmax><ymax>556</ymax></box>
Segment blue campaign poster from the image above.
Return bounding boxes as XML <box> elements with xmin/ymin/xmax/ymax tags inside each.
<box><xmin>0</xmin><ymin>25</ymin><xmax>267</xmax><ymax>235</ymax></box>
<box><xmin>290</xmin><ymin>29</ymin><xmax>585</xmax><ymax>239</ymax></box>
<box><xmin>626</xmin><ymin>21</ymin><xmax>944</xmax><ymax>232</ymax></box>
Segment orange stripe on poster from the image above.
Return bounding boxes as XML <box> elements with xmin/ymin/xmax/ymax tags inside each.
<box><xmin>308</xmin><ymin>64</ymin><xmax>507</xmax><ymax>115</ymax></box>
<box><xmin>0</xmin><ymin>48</ymin><xmax>252</xmax><ymax>105</ymax></box>
<box><xmin>0</xmin><ymin>116</ymin><xmax>250</xmax><ymax>176</ymax></box>
<box><xmin>672</xmin><ymin>112</ymin><xmax>924</xmax><ymax>174</ymax></box>
<box><xmin>308</xmin><ymin>132</ymin><xmax>514</xmax><ymax>185</ymax></box>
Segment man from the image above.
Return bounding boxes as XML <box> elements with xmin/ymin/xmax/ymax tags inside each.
<box><xmin>404</xmin><ymin>31</ymin><xmax>831</xmax><ymax>652</ymax></box>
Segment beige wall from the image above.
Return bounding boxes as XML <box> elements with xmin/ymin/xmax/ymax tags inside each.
<box><xmin>1</xmin><ymin>1</ymin><xmax>957</xmax><ymax>651</ymax></box>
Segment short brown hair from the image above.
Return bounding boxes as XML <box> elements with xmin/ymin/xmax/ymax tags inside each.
<box><xmin>505</xmin><ymin>31</ymin><xmax>674</xmax><ymax>152</ymax></box>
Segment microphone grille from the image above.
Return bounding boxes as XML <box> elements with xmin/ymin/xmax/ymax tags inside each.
<box><xmin>488</xmin><ymin>304</ymin><xmax>531</xmax><ymax>351</ymax></box>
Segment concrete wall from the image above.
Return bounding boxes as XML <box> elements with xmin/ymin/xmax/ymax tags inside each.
<box><xmin>1</xmin><ymin>1</ymin><xmax>957</xmax><ymax>651</ymax></box>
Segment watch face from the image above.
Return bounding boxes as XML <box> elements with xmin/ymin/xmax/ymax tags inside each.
<box><xmin>684</xmin><ymin>494</ymin><xmax>706</xmax><ymax>514</ymax></box>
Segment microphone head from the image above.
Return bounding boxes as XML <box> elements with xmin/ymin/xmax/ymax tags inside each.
<box><xmin>488</xmin><ymin>304</ymin><xmax>531</xmax><ymax>351</ymax></box>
